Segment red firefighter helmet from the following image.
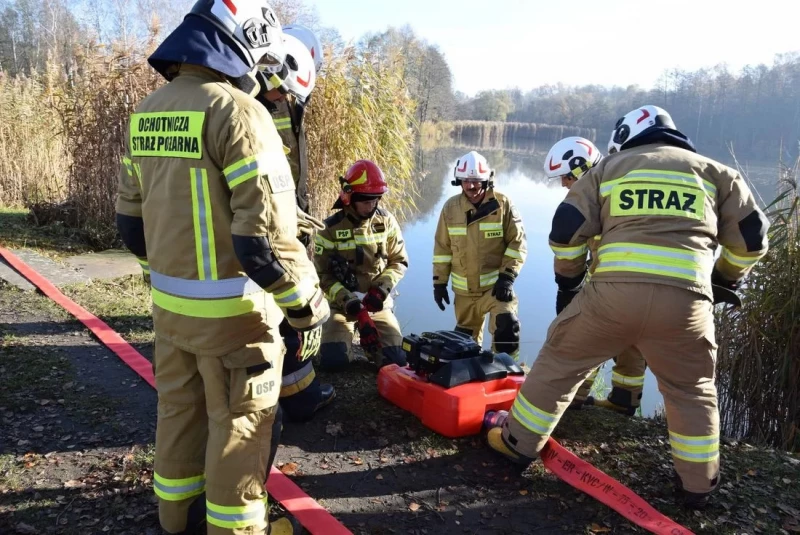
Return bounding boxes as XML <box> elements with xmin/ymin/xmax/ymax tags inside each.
<box><xmin>334</xmin><ymin>160</ymin><xmax>389</xmax><ymax>208</ymax></box>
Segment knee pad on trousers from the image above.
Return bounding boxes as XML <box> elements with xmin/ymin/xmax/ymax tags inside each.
<box><xmin>494</xmin><ymin>313</ymin><xmax>520</xmax><ymax>355</ymax></box>
<box><xmin>266</xmin><ymin>404</ymin><xmax>283</xmax><ymax>473</ymax></box>
<box><xmin>381</xmin><ymin>346</ymin><xmax>407</xmax><ymax>367</ymax></box>
<box><xmin>320</xmin><ymin>342</ymin><xmax>349</xmax><ymax>372</ymax></box>
<box><xmin>608</xmin><ymin>386</ymin><xmax>641</xmax><ymax>408</ymax></box>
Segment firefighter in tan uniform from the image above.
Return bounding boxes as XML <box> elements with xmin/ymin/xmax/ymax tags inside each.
<box><xmin>257</xmin><ymin>30</ymin><xmax>335</xmax><ymax>422</ymax></box>
<box><xmin>115</xmin><ymin>2</ymin><xmax>329</xmax><ymax>533</ymax></box>
<box><xmin>544</xmin><ymin>137</ymin><xmax>648</xmax><ymax>415</ymax></box>
<box><xmin>432</xmin><ymin>151</ymin><xmax>527</xmax><ymax>360</ymax></box>
<box><xmin>488</xmin><ymin>105</ymin><xmax>769</xmax><ymax>509</ymax></box>
<box><xmin>313</xmin><ymin>160</ymin><xmax>409</xmax><ymax>371</ymax></box>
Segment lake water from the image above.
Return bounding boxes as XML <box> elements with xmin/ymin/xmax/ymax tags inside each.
<box><xmin>389</xmin><ymin>145</ymin><xmax>780</xmax><ymax>418</ymax></box>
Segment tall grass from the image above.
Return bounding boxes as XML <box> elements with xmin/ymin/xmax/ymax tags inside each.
<box><xmin>305</xmin><ymin>47</ymin><xmax>418</xmax><ymax>220</ymax></box>
<box><xmin>0</xmin><ymin>34</ymin><xmax>418</xmax><ymax>246</ymax></box>
<box><xmin>0</xmin><ymin>73</ymin><xmax>69</xmax><ymax>207</ymax></box>
<box><xmin>715</xmin><ymin>155</ymin><xmax>800</xmax><ymax>452</ymax></box>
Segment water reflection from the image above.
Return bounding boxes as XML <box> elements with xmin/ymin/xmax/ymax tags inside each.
<box><xmin>392</xmin><ymin>145</ymin><xmax>780</xmax><ymax>418</ymax></box>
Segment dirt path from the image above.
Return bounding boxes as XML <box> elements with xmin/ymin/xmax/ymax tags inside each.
<box><xmin>1</xmin><ymin>274</ymin><xmax>799</xmax><ymax>535</ymax></box>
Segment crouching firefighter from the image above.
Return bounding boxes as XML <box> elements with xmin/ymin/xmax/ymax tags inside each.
<box><xmin>115</xmin><ymin>2</ymin><xmax>330</xmax><ymax>533</ymax></box>
<box><xmin>432</xmin><ymin>151</ymin><xmax>527</xmax><ymax>360</ymax></box>
<box><xmin>313</xmin><ymin>160</ymin><xmax>409</xmax><ymax>370</ymax></box>
<box><xmin>488</xmin><ymin>105</ymin><xmax>769</xmax><ymax>510</ymax></box>
<box><xmin>544</xmin><ymin>136</ymin><xmax>647</xmax><ymax>415</ymax></box>
<box><xmin>256</xmin><ymin>28</ymin><xmax>334</xmax><ymax>422</ymax></box>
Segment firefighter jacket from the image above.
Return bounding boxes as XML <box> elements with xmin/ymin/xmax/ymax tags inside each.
<box><xmin>433</xmin><ymin>189</ymin><xmax>527</xmax><ymax>297</ymax></box>
<box><xmin>267</xmin><ymin>97</ymin><xmax>309</xmax><ymax>213</ymax></box>
<box><xmin>116</xmin><ymin>64</ymin><xmax>327</xmax><ymax>356</ymax></box>
<box><xmin>549</xmin><ymin>142</ymin><xmax>769</xmax><ymax>301</ymax></box>
<box><xmin>313</xmin><ymin>206</ymin><xmax>408</xmax><ymax>311</ymax></box>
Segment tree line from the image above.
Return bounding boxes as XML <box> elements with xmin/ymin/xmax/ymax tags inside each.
<box><xmin>0</xmin><ymin>1</ymin><xmax>797</xmax><ymax>161</ymax></box>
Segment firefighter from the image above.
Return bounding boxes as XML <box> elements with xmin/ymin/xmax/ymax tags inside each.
<box><xmin>313</xmin><ymin>160</ymin><xmax>409</xmax><ymax>371</ymax></box>
<box><xmin>115</xmin><ymin>2</ymin><xmax>329</xmax><ymax>533</ymax></box>
<box><xmin>544</xmin><ymin>136</ymin><xmax>647</xmax><ymax>416</ymax></box>
<box><xmin>432</xmin><ymin>151</ymin><xmax>527</xmax><ymax>360</ymax></box>
<box><xmin>257</xmin><ymin>30</ymin><xmax>335</xmax><ymax>422</ymax></box>
<box><xmin>488</xmin><ymin>105</ymin><xmax>769</xmax><ymax>509</ymax></box>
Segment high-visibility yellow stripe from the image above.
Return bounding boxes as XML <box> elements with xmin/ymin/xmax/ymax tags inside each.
<box><xmin>336</xmin><ymin>240</ymin><xmax>356</xmax><ymax>250</ymax></box>
<box><xmin>596</xmin><ymin>242</ymin><xmax>710</xmax><ymax>283</ymax></box>
<box><xmin>479</xmin><ymin>222</ymin><xmax>503</xmax><ymax>230</ymax></box>
<box><xmin>273</xmin><ymin>277</ymin><xmax>316</xmax><ymax>309</ymax></box>
<box><xmin>315</xmin><ymin>235</ymin><xmax>335</xmax><ymax>249</ymax></box>
<box><xmin>612</xmin><ymin>372</ymin><xmax>645</xmax><ymax>387</ymax></box>
<box><xmin>451</xmin><ymin>272</ymin><xmax>468</xmax><ymax>290</ymax></box>
<box><xmin>206</xmin><ymin>495</ymin><xmax>268</xmax><ymax>530</ymax></box>
<box><xmin>504</xmin><ymin>248</ymin><xmax>522</xmax><ymax>260</ymax></box>
<box><xmin>151</xmin><ymin>288</ymin><xmax>260</xmax><ymax>318</ymax></box>
<box><xmin>327</xmin><ymin>282</ymin><xmax>345</xmax><ymax>302</ymax></box>
<box><xmin>551</xmin><ymin>243</ymin><xmax>588</xmax><ymax>260</ymax></box>
<box><xmin>433</xmin><ymin>255</ymin><xmax>452</xmax><ymax>263</ymax></box>
<box><xmin>280</xmin><ymin>363</ymin><xmax>316</xmax><ymax>397</ymax></box>
<box><xmin>448</xmin><ymin>227</ymin><xmax>467</xmax><ymax>236</ymax></box>
<box><xmin>721</xmin><ymin>248</ymin><xmax>761</xmax><ymax>269</ymax></box>
<box><xmin>200</xmin><ymin>170</ymin><xmax>217</xmax><ymax>280</ymax></box>
<box><xmin>190</xmin><ymin>169</ymin><xmax>205</xmax><ymax>280</ymax></box>
<box><xmin>511</xmin><ymin>393</ymin><xmax>557</xmax><ymax>436</ymax></box>
<box><xmin>190</xmin><ymin>168</ymin><xmax>216</xmax><ymax>280</ymax></box>
<box><xmin>223</xmin><ymin>155</ymin><xmax>263</xmax><ymax>189</ymax></box>
<box><xmin>669</xmin><ymin>431</ymin><xmax>719</xmax><ymax>463</ymax></box>
<box><xmin>355</xmin><ymin>233</ymin><xmax>386</xmax><ymax>245</ymax></box>
<box><xmin>136</xmin><ymin>257</ymin><xmax>150</xmax><ymax>275</ymax></box>
<box><xmin>153</xmin><ymin>472</ymin><xmax>205</xmax><ymax>502</ymax></box>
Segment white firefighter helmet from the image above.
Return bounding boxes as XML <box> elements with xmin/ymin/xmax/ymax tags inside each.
<box><xmin>189</xmin><ymin>0</ymin><xmax>285</xmax><ymax>70</ymax></box>
<box><xmin>608</xmin><ymin>105</ymin><xmax>676</xmax><ymax>154</ymax></box>
<box><xmin>282</xmin><ymin>24</ymin><xmax>324</xmax><ymax>73</ymax></box>
<box><xmin>452</xmin><ymin>151</ymin><xmax>494</xmax><ymax>186</ymax></box>
<box><xmin>261</xmin><ymin>34</ymin><xmax>316</xmax><ymax>101</ymax></box>
<box><xmin>544</xmin><ymin>137</ymin><xmax>602</xmax><ymax>180</ymax></box>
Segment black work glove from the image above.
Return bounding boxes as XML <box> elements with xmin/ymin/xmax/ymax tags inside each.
<box><xmin>363</xmin><ymin>286</ymin><xmax>387</xmax><ymax>313</ymax></box>
<box><xmin>492</xmin><ymin>273</ymin><xmax>515</xmax><ymax>303</ymax></box>
<box><xmin>433</xmin><ymin>284</ymin><xmax>450</xmax><ymax>311</ymax></box>
<box><xmin>344</xmin><ymin>297</ymin><xmax>363</xmax><ymax>317</ymax></box>
<box><xmin>356</xmin><ymin>309</ymin><xmax>382</xmax><ymax>354</ymax></box>
<box><xmin>556</xmin><ymin>288</ymin><xmax>580</xmax><ymax>314</ymax></box>
<box><xmin>711</xmin><ymin>269</ymin><xmax>743</xmax><ymax>307</ymax></box>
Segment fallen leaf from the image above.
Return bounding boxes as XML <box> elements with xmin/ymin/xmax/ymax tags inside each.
<box><xmin>591</xmin><ymin>523</ymin><xmax>611</xmax><ymax>533</ymax></box>
<box><xmin>455</xmin><ymin>509</ymin><xmax>463</xmax><ymax>517</ymax></box>
<box><xmin>351</xmin><ymin>457</ymin><xmax>364</xmax><ymax>466</ymax></box>
<box><xmin>408</xmin><ymin>502</ymin><xmax>420</xmax><ymax>512</ymax></box>
<box><xmin>279</xmin><ymin>462</ymin><xmax>298</xmax><ymax>476</ymax></box>
<box><xmin>375</xmin><ymin>474</ymin><xmax>383</xmax><ymax>480</ymax></box>
<box><xmin>64</xmin><ymin>479</ymin><xmax>84</xmax><ymax>488</ymax></box>
<box><xmin>15</xmin><ymin>523</ymin><xmax>37</xmax><ymax>534</ymax></box>
<box><xmin>747</xmin><ymin>469</ymin><xmax>757</xmax><ymax>476</ymax></box>
<box><xmin>379</xmin><ymin>457</ymin><xmax>390</xmax><ymax>463</ymax></box>
<box><xmin>782</xmin><ymin>478</ymin><xmax>792</xmax><ymax>484</ymax></box>
<box><xmin>519</xmin><ymin>489</ymin><xmax>528</xmax><ymax>496</ymax></box>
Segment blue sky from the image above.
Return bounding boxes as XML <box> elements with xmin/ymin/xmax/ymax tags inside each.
<box><xmin>308</xmin><ymin>0</ymin><xmax>800</xmax><ymax>95</ymax></box>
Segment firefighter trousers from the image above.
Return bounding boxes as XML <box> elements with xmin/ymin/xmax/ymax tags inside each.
<box><xmin>503</xmin><ymin>282</ymin><xmax>720</xmax><ymax>494</ymax></box>
<box><xmin>319</xmin><ymin>306</ymin><xmax>406</xmax><ymax>371</ymax></box>
<box><xmin>453</xmin><ymin>291</ymin><xmax>521</xmax><ymax>360</ymax></box>
<box><xmin>153</xmin><ymin>330</ymin><xmax>284</xmax><ymax>535</ymax></box>
<box><xmin>574</xmin><ymin>347</ymin><xmax>647</xmax><ymax>408</ymax></box>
